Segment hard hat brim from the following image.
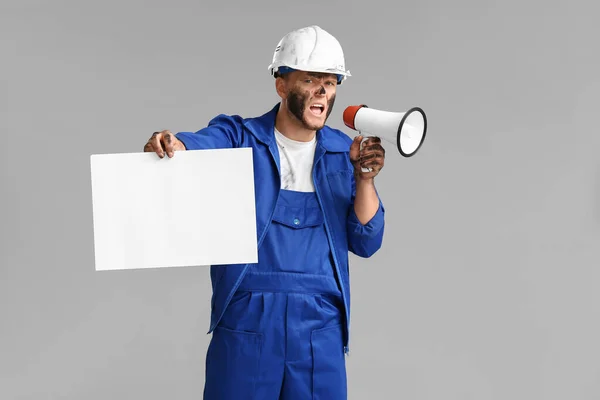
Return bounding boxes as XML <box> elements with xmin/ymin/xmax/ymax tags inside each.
<box><xmin>268</xmin><ymin>64</ymin><xmax>351</xmax><ymax>84</ymax></box>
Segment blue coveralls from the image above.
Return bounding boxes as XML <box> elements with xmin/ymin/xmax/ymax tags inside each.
<box><xmin>203</xmin><ymin>189</ymin><xmax>346</xmax><ymax>398</ymax></box>
<box><xmin>175</xmin><ymin>104</ymin><xmax>385</xmax><ymax>399</ymax></box>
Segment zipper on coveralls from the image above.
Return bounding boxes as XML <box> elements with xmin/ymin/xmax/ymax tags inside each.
<box><xmin>312</xmin><ymin>146</ymin><xmax>352</xmax><ymax>355</ymax></box>
<box><xmin>213</xmin><ymin>143</ymin><xmax>282</xmax><ymax>333</ymax></box>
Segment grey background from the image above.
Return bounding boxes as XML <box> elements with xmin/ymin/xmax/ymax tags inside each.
<box><xmin>2</xmin><ymin>0</ymin><xmax>599</xmax><ymax>399</ymax></box>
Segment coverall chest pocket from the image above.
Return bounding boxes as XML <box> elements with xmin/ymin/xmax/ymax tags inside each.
<box><xmin>264</xmin><ymin>194</ymin><xmax>331</xmax><ymax>274</ymax></box>
<box><xmin>259</xmin><ymin>189</ymin><xmax>332</xmax><ymax>274</ymax></box>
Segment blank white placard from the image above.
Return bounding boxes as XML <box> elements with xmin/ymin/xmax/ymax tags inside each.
<box><xmin>90</xmin><ymin>148</ymin><xmax>257</xmax><ymax>271</ymax></box>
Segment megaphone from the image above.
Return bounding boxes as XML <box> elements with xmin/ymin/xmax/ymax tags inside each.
<box><xmin>343</xmin><ymin>104</ymin><xmax>427</xmax><ymax>158</ymax></box>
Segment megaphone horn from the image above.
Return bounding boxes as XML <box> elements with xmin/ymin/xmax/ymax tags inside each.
<box><xmin>343</xmin><ymin>104</ymin><xmax>428</xmax><ymax>158</ymax></box>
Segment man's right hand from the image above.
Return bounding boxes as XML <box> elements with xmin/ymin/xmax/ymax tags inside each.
<box><xmin>143</xmin><ymin>130</ymin><xmax>186</xmax><ymax>158</ymax></box>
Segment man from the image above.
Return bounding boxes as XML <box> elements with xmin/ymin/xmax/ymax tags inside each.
<box><xmin>144</xmin><ymin>25</ymin><xmax>386</xmax><ymax>400</ymax></box>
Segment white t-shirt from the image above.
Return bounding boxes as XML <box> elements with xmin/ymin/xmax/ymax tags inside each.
<box><xmin>274</xmin><ymin>128</ymin><xmax>317</xmax><ymax>192</ymax></box>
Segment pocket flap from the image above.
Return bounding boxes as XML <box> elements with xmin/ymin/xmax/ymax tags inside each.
<box><xmin>272</xmin><ymin>204</ymin><xmax>324</xmax><ymax>229</ymax></box>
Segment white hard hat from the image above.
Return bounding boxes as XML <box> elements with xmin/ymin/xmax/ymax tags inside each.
<box><xmin>267</xmin><ymin>25</ymin><xmax>351</xmax><ymax>84</ymax></box>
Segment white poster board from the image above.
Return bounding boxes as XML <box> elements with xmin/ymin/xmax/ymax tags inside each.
<box><xmin>90</xmin><ymin>148</ymin><xmax>257</xmax><ymax>271</ymax></box>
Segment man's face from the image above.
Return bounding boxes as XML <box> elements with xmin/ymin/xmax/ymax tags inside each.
<box><xmin>282</xmin><ymin>71</ymin><xmax>338</xmax><ymax>131</ymax></box>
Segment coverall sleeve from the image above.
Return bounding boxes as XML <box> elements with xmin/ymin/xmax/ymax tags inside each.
<box><xmin>175</xmin><ymin>114</ymin><xmax>243</xmax><ymax>150</ymax></box>
<box><xmin>346</xmin><ymin>174</ymin><xmax>385</xmax><ymax>258</ymax></box>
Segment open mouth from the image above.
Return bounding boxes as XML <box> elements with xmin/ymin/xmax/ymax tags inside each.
<box><xmin>309</xmin><ymin>104</ymin><xmax>325</xmax><ymax>116</ymax></box>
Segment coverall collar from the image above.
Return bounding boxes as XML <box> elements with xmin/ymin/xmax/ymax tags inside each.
<box><xmin>242</xmin><ymin>103</ymin><xmax>351</xmax><ymax>153</ymax></box>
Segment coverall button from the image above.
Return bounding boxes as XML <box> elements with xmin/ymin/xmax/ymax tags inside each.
<box><xmin>293</xmin><ymin>218</ymin><xmax>300</xmax><ymax>225</ymax></box>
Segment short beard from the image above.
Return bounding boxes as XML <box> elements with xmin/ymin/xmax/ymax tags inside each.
<box><xmin>287</xmin><ymin>88</ymin><xmax>336</xmax><ymax>131</ymax></box>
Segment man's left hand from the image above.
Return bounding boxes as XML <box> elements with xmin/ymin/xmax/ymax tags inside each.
<box><xmin>349</xmin><ymin>135</ymin><xmax>386</xmax><ymax>180</ymax></box>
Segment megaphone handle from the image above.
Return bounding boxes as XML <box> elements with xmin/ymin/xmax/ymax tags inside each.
<box><xmin>359</xmin><ymin>134</ymin><xmax>373</xmax><ymax>173</ymax></box>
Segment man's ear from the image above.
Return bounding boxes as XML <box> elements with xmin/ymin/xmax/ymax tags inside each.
<box><xmin>275</xmin><ymin>76</ymin><xmax>288</xmax><ymax>100</ymax></box>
